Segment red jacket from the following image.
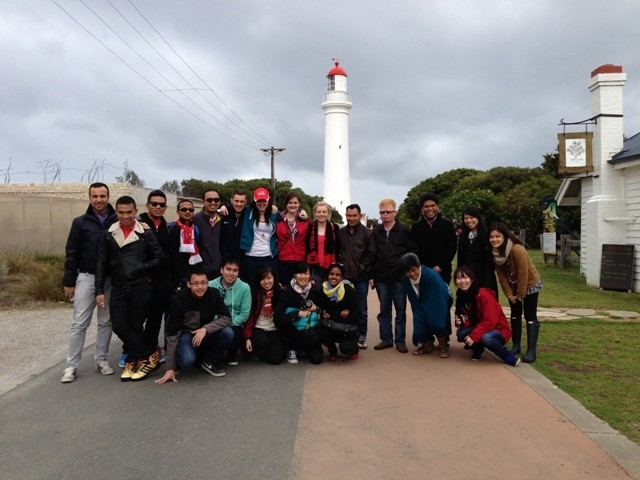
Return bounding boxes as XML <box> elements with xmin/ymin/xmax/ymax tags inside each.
<box><xmin>463</xmin><ymin>288</ymin><xmax>512</xmax><ymax>344</ymax></box>
<box><xmin>275</xmin><ymin>214</ymin><xmax>310</xmax><ymax>262</ymax></box>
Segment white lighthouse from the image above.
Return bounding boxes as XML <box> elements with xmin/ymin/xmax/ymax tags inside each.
<box><xmin>322</xmin><ymin>60</ymin><xmax>352</xmax><ymax>215</ymax></box>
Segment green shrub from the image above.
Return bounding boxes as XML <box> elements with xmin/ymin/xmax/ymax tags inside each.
<box><xmin>2</xmin><ymin>250</ymin><xmax>36</xmax><ymax>275</ymax></box>
<box><xmin>16</xmin><ymin>262</ymin><xmax>65</xmax><ymax>302</ymax></box>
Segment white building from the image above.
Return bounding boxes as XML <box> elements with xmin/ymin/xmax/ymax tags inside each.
<box><xmin>321</xmin><ymin>60</ymin><xmax>352</xmax><ymax>215</ymax></box>
<box><xmin>556</xmin><ymin>64</ymin><xmax>640</xmax><ymax>292</ymax></box>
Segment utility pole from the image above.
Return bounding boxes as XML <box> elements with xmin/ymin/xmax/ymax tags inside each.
<box><xmin>260</xmin><ymin>146</ymin><xmax>285</xmax><ymax>193</ymax></box>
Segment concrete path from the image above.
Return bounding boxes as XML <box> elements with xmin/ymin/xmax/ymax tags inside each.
<box><xmin>1</xmin><ymin>297</ymin><xmax>639</xmax><ymax>479</ymax></box>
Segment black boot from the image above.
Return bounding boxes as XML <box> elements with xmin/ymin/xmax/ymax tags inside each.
<box><xmin>522</xmin><ymin>321</ymin><xmax>540</xmax><ymax>363</ymax></box>
<box><xmin>509</xmin><ymin>317</ymin><xmax>522</xmax><ymax>354</ymax></box>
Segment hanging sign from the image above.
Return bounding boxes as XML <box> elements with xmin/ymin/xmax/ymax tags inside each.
<box><xmin>557</xmin><ymin>132</ymin><xmax>593</xmax><ymax>174</ymax></box>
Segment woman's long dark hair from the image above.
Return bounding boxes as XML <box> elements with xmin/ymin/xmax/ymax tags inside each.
<box><xmin>251</xmin><ymin>265</ymin><xmax>278</xmax><ymax>307</ymax></box>
<box><xmin>487</xmin><ymin>221</ymin><xmax>523</xmax><ymax>257</ymax></box>
<box><xmin>453</xmin><ymin>265</ymin><xmax>480</xmax><ymax>324</ymax></box>
<box><xmin>461</xmin><ymin>206</ymin><xmax>487</xmax><ymax>238</ymax></box>
<box><xmin>250</xmin><ymin>189</ymin><xmax>273</xmax><ymax>227</ymax></box>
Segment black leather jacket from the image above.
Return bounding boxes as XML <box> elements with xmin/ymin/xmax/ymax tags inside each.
<box><xmin>95</xmin><ymin>222</ymin><xmax>164</xmax><ymax>294</ymax></box>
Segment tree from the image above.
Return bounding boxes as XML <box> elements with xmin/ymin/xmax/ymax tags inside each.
<box><xmin>541</xmin><ymin>151</ymin><xmax>560</xmax><ymax>179</ymax></box>
<box><xmin>439</xmin><ymin>189</ymin><xmax>499</xmax><ymax>224</ymax></box>
<box><xmin>116</xmin><ymin>168</ymin><xmax>145</xmax><ymax>187</ymax></box>
<box><xmin>398</xmin><ymin>168</ymin><xmax>480</xmax><ymax>223</ymax></box>
<box><xmin>160</xmin><ymin>180</ymin><xmax>181</xmax><ymax>195</ymax></box>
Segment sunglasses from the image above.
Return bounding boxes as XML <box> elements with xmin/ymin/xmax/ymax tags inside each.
<box><xmin>205</xmin><ymin>197</ymin><xmax>221</xmax><ymax>203</ymax></box>
<box><xmin>149</xmin><ymin>201</ymin><xmax>166</xmax><ymax>208</ymax></box>
<box><xmin>179</xmin><ymin>207</ymin><xmax>195</xmax><ymax>213</ymax></box>
<box><xmin>379</xmin><ymin>210</ymin><xmax>395</xmax><ymax>215</ymax></box>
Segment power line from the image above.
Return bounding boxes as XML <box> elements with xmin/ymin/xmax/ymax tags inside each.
<box><xmin>103</xmin><ymin>0</ymin><xmax>266</xmax><ymax>148</ymax></box>
<box><xmin>50</xmin><ymin>0</ymin><xmax>263</xmax><ymax>149</ymax></box>
<box><xmin>109</xmin><ymin>0</ymin><xmax>271</xmax><ymax>147</ymax></box>
<box><xmin>128</xmin><ymin>0</ymin><xmax>275</xmax><ymax>146</ymax></box>
<box><xmin>76</xmin><ymin>0</ymin><xmax>262</xmax><ymax>149</ymax></box>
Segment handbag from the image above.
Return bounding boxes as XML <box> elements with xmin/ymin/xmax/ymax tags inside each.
<box><xmin>321</xmin><ymin>317</ymin><xmax>358</xmax><ymax>334</ymax></box>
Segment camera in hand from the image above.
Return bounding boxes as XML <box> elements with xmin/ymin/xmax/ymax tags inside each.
<box><xmin>300</xmin><ymin>298</ymin><xmax>314</xmax><ymax>310</ymax></box>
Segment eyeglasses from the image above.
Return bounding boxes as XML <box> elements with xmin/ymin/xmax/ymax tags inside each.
<box><xmin>205</xmin><ymin>197</ymin><xmax>221</xmax><ymax>203</ymax></box>
<box><xmin>189</xmin><ymin>281</ymin><xmax>208</xmax><ymax>287</ymax></box>
<box><xmin>149</xmin><ymin>201</ymin><xmax>166</xmax><ymax>208</ymax></box>
<box><xmin>179</xmin><ymin>207</ymin><xmax>195</xmax><ymax>213</ymax></box>
<box><xmin>379</xmin><ymin>210</ymin><xmax>395</xmax><ymax>215</ymax></box>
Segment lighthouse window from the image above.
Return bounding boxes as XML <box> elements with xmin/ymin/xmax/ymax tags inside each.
<box><xmin>328</xmin><ymin>76</ymin><xmax>335</xmax><ymax>91</ymax></box>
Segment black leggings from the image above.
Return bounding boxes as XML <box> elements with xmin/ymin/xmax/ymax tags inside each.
<box><xmin>509</xmin><ymin>291</ymin><xmax>539</xmax><ymax>326</ymax></box>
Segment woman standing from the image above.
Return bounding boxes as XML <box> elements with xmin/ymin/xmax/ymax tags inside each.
<box><xmin>274</xmin><ymin>261</ymin><xmax>324</xmax><ymax>365</ymax></box>
<box><xmin>318</xmin><ymin>263</ymin><xmax>359</xmax><ymax>362</ymax></box>
<box><xmin>276</xmin><ymin>192</ymin><xmax>310</xmax><ymax>285</ymax></box>
<box><xmin>244</xmin><ymin>266</ymin><xmax>285</xmax><ymax>365</ymax></box>
<box><xmin>306</xmin><ymin>201</ymin><xmax>340</xmax><ymax>283</ymax></box>
<box><xmin>457</xmin><ymin>206</ymin><xmax>498</xmax><ymax>296</ymax></box>
<box><xmin>453</xmin><ymin>266</ymin><xmax>520</xmax><ymax>366</ymax></box>
<box><xmin>488</xmin><ymin>222</ymin><xmax>542</xmax><ymax>363</ymax></box>
<box><xmin>240</xmin><ymin>187</ymin><xmax>278</xmax><ymax>285</ymax></box>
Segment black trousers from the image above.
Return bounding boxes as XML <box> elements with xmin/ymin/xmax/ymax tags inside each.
<box><xmin>320</xmin><ymin>329</ymin><xmax>358</xmax><ymax>356</ymax></box>
<box><xmin>250</xmin><ymin>329</ymin><xmax>285</xmax><ymax>365</ymax></box>
<box><xmin>110</xmin><ymin>280</ymin><xmax>152</xmax><ymax>361</ymax></box>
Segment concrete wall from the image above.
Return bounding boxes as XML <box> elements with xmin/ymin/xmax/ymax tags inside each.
<box><xmin>0</xmin><ymin>183</ymin><xmax>200</xmax><ymax>253</ymax></box>
<box><xmin>0</xmin><ymin>195</ymin><xmax>88</xmax><ymax>253</ymax></box>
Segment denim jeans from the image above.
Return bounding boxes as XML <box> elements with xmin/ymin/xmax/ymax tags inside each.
<box><xmin>375</xmin><ymin>281</ymin><xmax>406</xmax><ymax>345</ymax></box>
<box><xmin>66</xmin><ymin>273</ymin><xmax>112</xmax><ymax>368</ymax></box>
<box><xmin>457</xmin><ymin>326</ymin><xmax>509</xmax><ymax>360</ymax></box>
<box><xmin>350</xmin><ymin>280</ymin><xmax>369</xmax><ymax>338</ymax></box>
<box><xmin>175</xmin><ymin>327</ymin><xmax>234</xmax><ymax>369</ymax></box>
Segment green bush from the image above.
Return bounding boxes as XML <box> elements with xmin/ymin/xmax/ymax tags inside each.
<box><xmin>2</xmin><ymin>250</ymin><xmax>37</xmax><ymax>275</ymax></box>
<box><xmin>16</xmin><ymin>262</ymin><xmax>65</xmax><ymax>302</ymax></box>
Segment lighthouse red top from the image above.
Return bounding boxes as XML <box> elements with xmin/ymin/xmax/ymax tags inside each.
<box><xmin>327</xmin><ymin>61</ymin><xmax>347</xmax><ymax>77</ymax></box>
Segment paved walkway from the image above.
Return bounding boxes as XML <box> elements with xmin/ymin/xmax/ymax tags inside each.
<box><xmin>0</xmin><ymin>298</ymin><xmax>639</xmax><ymax>479</ymax></box>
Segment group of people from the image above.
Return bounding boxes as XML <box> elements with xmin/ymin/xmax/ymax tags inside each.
<box><xmin>60</xmin><ymin>183</ymin><xmax>542</xmax><ymax>385</ymax></box>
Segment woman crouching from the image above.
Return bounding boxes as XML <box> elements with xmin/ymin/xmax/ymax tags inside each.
<box><xmin>274</xmin><ymin>261</ymin><xmax>324</xmax><ymax>364</ymax></box>
<box><xmin>454</xmin><ymin>266</ymin><xmax>520</xmax><ymax>366</ymax></box>
<box><xmin>401</xmin><ymin>253</ymin><xmax>452</xmax><ymax>358</ymax></box>
<box><xmin>318</xmin><ymin>263</ymin><xmax>359</xmax><ymax>362</ymax></box>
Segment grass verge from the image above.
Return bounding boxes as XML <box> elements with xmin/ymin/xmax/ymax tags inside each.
<box><xmin>525</xmin><ymin>250</ymin><xmax>640</xmax><ymax>444</ymax></box>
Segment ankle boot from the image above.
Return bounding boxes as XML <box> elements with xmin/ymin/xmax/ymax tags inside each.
<box><xmin>509</xmin><ymin>317</ymin><xmax>522</xmax><ymax>354</ymax></box>
<box><xmin>522</xmin><ymin>321</ymin><xmax>540</xmax><ymax>363</ymax></box>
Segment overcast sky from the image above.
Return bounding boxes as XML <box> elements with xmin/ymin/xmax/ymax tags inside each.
<box><xmin>2</xmin><ymin>0</ymin><xmax>639</xmax><ymax>218</ymax></box>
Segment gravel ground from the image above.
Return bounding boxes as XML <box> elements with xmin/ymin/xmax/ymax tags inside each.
<box><xmin>0</xmin><ymin>305</ymin><xmax>96</xmax><ymax>395</ymax></box>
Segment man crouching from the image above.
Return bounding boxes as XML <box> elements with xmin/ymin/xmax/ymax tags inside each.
<box><xmin>156</xmin><ymin>266</ymin><xmax>233</xmax><ymax>384</ymax></box>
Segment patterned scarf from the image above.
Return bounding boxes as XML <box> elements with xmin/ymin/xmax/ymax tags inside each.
<box><xmin>262</xmin><ymin>290</ymin><xmax>273</xmax><ymax>317</ymax></box>
<box><xmin>322</xmin><ymin>279</ymin><xmax>353</xmax><ymax>303</ymax></box>
<box><xmin>176</xmin><ymin>220</ymin><xmax>202</xmax><ymax>265</ymax></box>
<box><xmin>291</xmin><ymin>278</ymin><xmax>312</xmax><ymax>298</ymax></box>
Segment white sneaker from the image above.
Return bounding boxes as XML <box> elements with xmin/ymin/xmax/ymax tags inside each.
<box><xmin>61</xmin><ymin>367</ymin><xmax>77</xmax><ymax>383</ymax></box>
<box><xmin>95</xmin><ymin>361</ymin><xmax>115</xmax><ymax>375</ymax></box>
<box><xmin>286</xmin><ymin>350</ymin><xmax>298</xmax><ymax>364</ymax></box>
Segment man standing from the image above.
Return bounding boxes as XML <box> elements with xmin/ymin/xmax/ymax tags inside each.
<box><xmin>337</xmin><ymin>204</ymin><xmax>371</xmax><ymax>349</ymax></box>
<box><xmin>138</xmin><ymin>189</ymin><xmax>172</xmax><ymax>362</ymax></box>
<box><xmin>169</xmin><ymin>199</ymin><xmax>202</xmax><ymax>289</ymax></box>
<box><xmin>368</xmin><ymin>199</ymin><xmax>417</xmax><ymax>353</ymax></box>
<box><xmin>208</xmin><ymin>257</ymin><xmax>251</xmax><ymax>365</ymax></box>
<box><xmin>220</xmin><ymin>188</ymin><xmax>247</xmax><ymax>261</ymax></box>
<box><xmin>95</xmin><ymin>196</ymin><xmax>164</xmax><ymax>382</ymax></box>
<box><xmin>61</xmin><ymin>183</ymin><xmax>117</xmax><ymax>383</ymax></box>
<box><xmin>410</xmin><ymin>193</ymin><xmax>457</xmax><ymax>285</ymax></box>
<box><xmin>193</xmin><ymin>189</ymin><xmax>223</xmax><ymax>279</ymax></box>
<box><xmin>155</xmin><ymin>266</ymin><xmax>234</xmax><ymax>384</ymax></box>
